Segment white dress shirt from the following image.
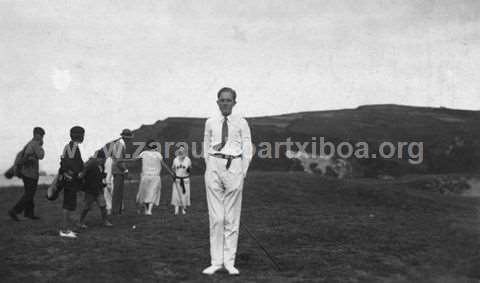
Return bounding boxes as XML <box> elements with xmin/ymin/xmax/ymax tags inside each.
<box><xmin>203</xmin><ymin>112</ymin><xmax>253</xmax><ymax>174</ymax></box>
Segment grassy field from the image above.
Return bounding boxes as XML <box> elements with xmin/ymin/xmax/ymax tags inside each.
<box><xmin>1</xmin><ymin>172</ymin><xmax>480</xmax><ymax>282</ymax></box>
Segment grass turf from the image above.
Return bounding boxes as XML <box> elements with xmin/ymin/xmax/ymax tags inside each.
<box><xmin>1</xmin><ymin>172</ymin><xmax>480</xmax><ymax>282</ymax></box>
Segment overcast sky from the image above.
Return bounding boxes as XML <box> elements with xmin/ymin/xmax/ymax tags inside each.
<box><xmin>1</xmin><ymin>0</ymin><xmax>480</xmax><ymax>172</ymax></box>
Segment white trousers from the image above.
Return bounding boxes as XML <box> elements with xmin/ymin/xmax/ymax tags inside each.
<box><xmin>104</xmin><ymin>183</ymin><xmax>113</xmax><ymax>210</ymax></box>
<box><xmin>205</xmin><ymin>156</ymin><xmax>244</xmax><ymax>268</ymax></box>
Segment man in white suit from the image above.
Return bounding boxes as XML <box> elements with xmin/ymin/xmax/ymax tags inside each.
<box><xmin>202</xmin><ymin>87</ymin><xmax>253</xmax><ymax>276</ymax></box>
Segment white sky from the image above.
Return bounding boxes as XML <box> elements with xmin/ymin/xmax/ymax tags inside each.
<box><xmin>1</xmin><ymin>0</ymin><xmax>480</xmax><ymax>173</ymax></box>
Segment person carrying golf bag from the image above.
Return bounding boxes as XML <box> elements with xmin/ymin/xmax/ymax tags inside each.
<box><xmin>78</xmin><ymin>149</ymin><xmax>113</xmax><ymax>228</ymax></box>
<box><xmin>8</xmin><ymin>127</ymin><xmax>45</xmax><ymax>221</ymax></box>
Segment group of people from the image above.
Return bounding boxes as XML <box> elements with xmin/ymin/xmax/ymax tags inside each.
<box><xmin>7</xmin><ymin>87</ymin><xmax>252</xmax><ymax>275</ymax></box>
<box><xmin>8</xmin><ymin>127</ymin><xmax>193</xmax><ymax>237</ymax></box>
<box><xmin>136</xmin><ymin>139</ymin><xmax>193</xmax><ymax>216</ymax></box>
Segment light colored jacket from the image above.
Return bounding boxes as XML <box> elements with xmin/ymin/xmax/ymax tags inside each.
<box><xmin>111</xmin><ymin>138</ymin><xmax>127</xmax><ymax>174</ymax></box>
<box><xmin>20</xmin><ymin>139</ymin><xmax>45</xmax><ymax>179</ymax></box>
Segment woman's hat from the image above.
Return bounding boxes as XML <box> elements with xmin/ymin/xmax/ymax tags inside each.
<box><xmin>146</xmin><ymin>139</ymin><xmax>158</xmax><ymax>150</ymax></box>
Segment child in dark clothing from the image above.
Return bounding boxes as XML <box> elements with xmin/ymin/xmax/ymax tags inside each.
<box><xmin>59</xmin><ymin>126</ymin><xmax>85</xmax><ymax>238</ymax></box>
<box><xmin>78</xmin><ymin>150</ymin><xmax>112</xmax><ymax>228</ymax></box>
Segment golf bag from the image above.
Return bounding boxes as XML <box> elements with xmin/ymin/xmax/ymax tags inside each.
<box><xmin>4</xmin><ymin>145</ymin><xmax>28</xmax><ymax>179</ymax></box>
<box><xmin>46</xmin><ymin>173</ymin><xmax>67</xmax><ymax>201</ymax></box>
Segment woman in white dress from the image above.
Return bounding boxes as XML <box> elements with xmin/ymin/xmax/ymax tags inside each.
<box><xmin>171</xmin><ymin>145</ymin><xmax>192</xmax><ymax>215</ymax></box>
<box><xmin>136</xmin><ymin>140</ymin><xmax>171</xmax><ymax>215</ymax></box>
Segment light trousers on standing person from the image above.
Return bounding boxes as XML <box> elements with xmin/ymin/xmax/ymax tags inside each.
<box><xmin>205</xmin><ymin>156</ymin><xmax>244</xmax><ymax>268</ymax></box>
<box><xmin>104</xmin><ymin>183</ymin><xmax>113</xmax><ymax>212</ymax></box>
<box><xmin>112</xmin><ymin>174</ymin><xmax>124</xmax><ymax>215</ymax></box>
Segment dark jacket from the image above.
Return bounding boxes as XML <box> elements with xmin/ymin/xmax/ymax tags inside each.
<box><xmin>82</xmin><ymin>158</ymin><xmax>106</xmax><ymax>195</ymax></box>
<box><xmin>59</xmin><ymin>141</ymin><xmax>84</xmax><ymax>188</ymax></box>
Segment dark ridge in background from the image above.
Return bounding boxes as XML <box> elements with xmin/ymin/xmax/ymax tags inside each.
<box><xmin>101</xmin><ymin>104</ymin><xmax>480</xmax><ymax>177</ymax></box>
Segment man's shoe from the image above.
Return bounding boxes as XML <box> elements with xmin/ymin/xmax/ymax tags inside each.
<box><xmin>103</xmin><ymin>220</ymin><xmax>113</xmax><ymax>227</ymax></box>
<box><xmin>59</xmin><ymin>230</ymin><xmax>77</xmax><ymax>238</ymax></box>
<box><xmin>225</xmin><ymin>266</ymin><xmax>240</xmax><ymax>275</ymax></box>
<box><xmin>78</xmin><ymin>223</ymin><xmax>88</xmax><ymax>229</ymax></box>
<box><xmin>8</xmin><ymin>210</ymin><xmax>19</xmax><ymax>222</ymax></box>
<box><xmin>26</xmin><ymin>215</ymin><xmax>41</xmax><ymax>220</ymax></box>
<box><xmin>202</xmin><ymin>265</ymin><xmax>223</xmax><ymax>275</ymax></box>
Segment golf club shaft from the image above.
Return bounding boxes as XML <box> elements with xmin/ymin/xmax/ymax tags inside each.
<box><xmin>244</xmin><ymin>225</ymin><xmax>281</xmax><ymax>271</ymax></box>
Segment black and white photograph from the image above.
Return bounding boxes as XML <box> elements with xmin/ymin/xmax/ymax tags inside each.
<box><xmin>1</xmin><ymin>1</ymin><xmax>480</xmax><ymax>282</ymax></box>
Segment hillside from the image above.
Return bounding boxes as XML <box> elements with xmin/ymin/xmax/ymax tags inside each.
<box><xmin>110</xmin><ymin>105</ymin><xmax>480</xmax><ymax>177</ymax></box>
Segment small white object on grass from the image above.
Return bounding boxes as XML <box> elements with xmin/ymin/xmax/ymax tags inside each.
<box><xmin>132</xmin><ymin>225</ymin><xmax>136</xmax><ymax>229</ymax></box>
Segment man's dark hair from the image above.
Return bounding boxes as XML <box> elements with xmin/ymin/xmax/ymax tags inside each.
<box><xmin>70</xmin><ymin>126</ymin><xmax>85</xmax><ymax>142</ymax></box>
<box><xmin>95</xmin><ymin>149</ymin><xmax>106</xmax><ymax>159</ymax></box>
<box><xmin>217</xmin><ymin>87</ymin><xmax>237</xmax><ymax>101</ymax></box>
<box><xmin>33</xmin><ymin>127</ymin><xmax>45</xmax><ymax>136</ymax></box>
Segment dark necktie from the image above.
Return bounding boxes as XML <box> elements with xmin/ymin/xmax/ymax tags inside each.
<box><xmin>219</xmin><ymin>116</ymin><xmax>228</xmax><ymax>150</ymax></box>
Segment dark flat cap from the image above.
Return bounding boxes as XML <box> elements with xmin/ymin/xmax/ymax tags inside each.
<box><xmin>120</xmin><ymin>129</ymin><xmax>133</xmax><ymax>138</ymax></box>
